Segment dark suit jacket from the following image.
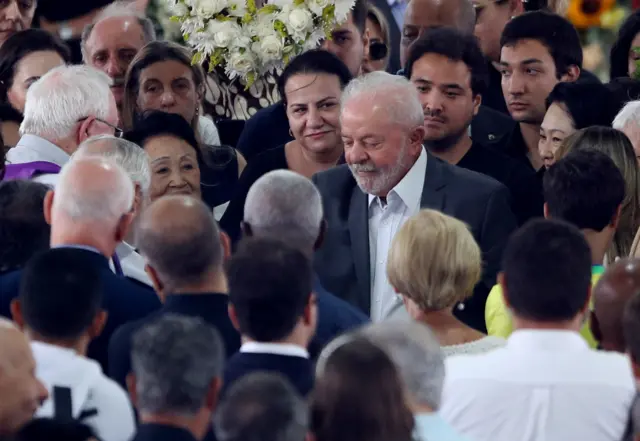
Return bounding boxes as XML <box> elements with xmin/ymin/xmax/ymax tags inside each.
<box><xmin>312</xmin><ymin>156</ymin><xmax>517</xmax><ymax>331</ymax></box>
<box><xmin>0</xmin><ymin>249</ymin><xmax>161</xmax><ymax>373</ymax></box>
<box><xmin>222</xmin><ymin>352</ymin><xmax>314</xmax><ymax>397</ymax></box>
<box><xmin>108</xmin><ymin>292</ymin><xmax>241</xmax><ymax>390</ymax></box>
<box><xmin>132</xmin><ymin>424</ymin><xmax>198</xmax><ymax>441</ymax></box>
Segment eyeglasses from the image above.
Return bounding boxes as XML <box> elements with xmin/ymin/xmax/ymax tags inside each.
<box><xmin>77</xmin><ymin>117</ymin><xmax>123</xmax><ymax>138</ymax></box>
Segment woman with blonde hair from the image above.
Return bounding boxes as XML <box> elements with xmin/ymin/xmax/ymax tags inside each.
<box><xmin>555</xmin><ymin>126</ymin><xmax>640</xmax><ymax>260</ymax></box>
<box><xmin>361</xmin><ymin>5</ymin><xmax>391</xmax><ymax>74</ymax></box>
<box><xmin>387</xmin><ymin>209</ymin><xmax>505</xmax><ymax>356</ymax></box>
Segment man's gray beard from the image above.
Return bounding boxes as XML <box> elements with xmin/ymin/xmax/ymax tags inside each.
<box><xmin>424</xmin><ymin>125</ymin><xmax>470</xmax><ymax>153</ymax></box>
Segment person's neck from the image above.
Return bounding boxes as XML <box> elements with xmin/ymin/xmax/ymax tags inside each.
<box><xmin>582</xmin><ymin>229</ymin><xmax>611</xmax><ymax>266</ymax></box>
<box><xmin>425</xmin><ymin>133</ymin><xmax>472</xmax><ymax>165</ymax></box>
<box><xmin>139</xmin><ymin>413</ymin><xmax>209</xmax><ymax>441</ymax></box>
<box><xmin>171</xmin><ymin>271</ymin><xmax>229</xmax><ymax>295</ymax></box>
<box><xmin>39</xmin><ymin>134</ymin><xmax>76</xmax><ymax>156</ymax></box>
<box><xmin>50</xmin><ymin>227</ymin><xmax>117</xmax><ymax>258</ymax></box>
<box><xmin>519</xmin><ymin>122</ymin><xmax>543</xmax><ymax>170</ymax></box>
<box><xmin>26</xmin><ymin>330</ymin><xmax>89</xmax><ymax>356</ymax></box>
<box><xmin>242</xmin><ymin>327</ymin><xmax>310</xmax><ymax>349</ymax></box>
<box><xmin>287</xmin><ymin>140</ymin><xmax>343</xmax><ymax>178</ymax></box>
<box><xmin>411</xmin><ymin>403</ymin><xmax>435</xmax><ymax>415</ymax></box>
<box><xmin>512</xmin><ymin>316</ymin><xmax>582</xmax><ymax>333</ymax></box>
<box><xmin>414</xmin><ymin>308</ymin><xmax>485</xmax><ymax>345</ymax></box>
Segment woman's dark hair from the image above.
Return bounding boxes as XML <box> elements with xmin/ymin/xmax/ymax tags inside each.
<box><xmin>611</xmin><ymin>9</ymin><xmax>640</xmax><ymax>79</ymax></box>
<box><xmin>311</xmin><ymin>338</ymin><xmax>415</xmax><ymax>441</ymax></box>
<box><xmin>0</xmin><ymin>29</ymin><xmax>71</xmax><ymax>104</ymax></box>
<box><xmin>277</xmin><ymin>49</ymin><xmax>353</xmax><ymax>105</ymax></box>
<box><xmin>607</xmin><ymin>77</ymin><xmax>640</xmax><ymax>109</ymax></box>
<box><xmin>545</xmin><ymin>82</ymin><xmax>619</xmax><ymax>130</ymax></box>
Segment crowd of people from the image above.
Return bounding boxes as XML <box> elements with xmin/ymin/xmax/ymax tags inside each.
<box><xmin>2</xmin><ymin>0</ymin><xmax>640</xmax><ymax>440</ymax></box>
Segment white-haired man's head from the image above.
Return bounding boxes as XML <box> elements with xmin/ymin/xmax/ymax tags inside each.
<box><xmin>74</xmin><ymin>135</ymin><xmax>151</xmax><ymax>209</ymax></box>
<box><xmin>243</xmin><ymin>170</ymin><xmax>323</xmax><ymax>254</ymax></box>
<box><xmin>357</xmin><ymin>321</ymin><xmax>445</xmax><ymax>412</ymax></box>
<box><xmin>613</xmin><ymin>100</ymin><xmax>640</xmax><ymax>162</ymax></box>
<box><xmin>341</xmin><ymin>71</ymin><xmax>425</xmax><ymax>198</ymax></box>
<box><xmin>44</xmin><ymin>157</ymin><xmax>135</xmax><ymax>256</ymax></box>
<box><xmin>20</xmin><ymin>65</ymin><xmax>118</xmax><ymax>155</ymax></box>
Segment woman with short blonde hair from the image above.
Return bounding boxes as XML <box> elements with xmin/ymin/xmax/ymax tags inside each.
<box><xmin>387</xmin><ymin>209</ymin><xmax>504</xmax><ymax>356</ymax></box>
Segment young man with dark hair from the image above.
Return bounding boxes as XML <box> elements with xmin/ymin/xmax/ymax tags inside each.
<box><xmin>498</xmin><ymin>10</ymin><xmax>582</xmax><ymax>171</ymax></box>
<box><xmin>225</xmin><ymin>238</ymin><xmax>317</xmax><ymax>396</ymax></box>
<box><xmin>405</xmin><ymin>27</ymin><xmax>542</xmax><ymax>224</ymax></box>
<box><xmin>486</xmin><ymin>150</ymin><xmax>626</xmax><ymax>345</ymax></box>
<box><xmin>10</xmin><ymin>248</ymin><xmax>135</xmax><ymax>441</ymax></box>
<box><xmin>441</xmin><ymin>218</ymin><xmax>635</xmax><ymax>441</ymax></box>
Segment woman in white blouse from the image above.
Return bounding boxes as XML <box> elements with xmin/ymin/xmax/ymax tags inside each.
<box><xmin>387</xmin><ymin>209</ymin><xmax>504</xmax><ymax>356</ymax></box>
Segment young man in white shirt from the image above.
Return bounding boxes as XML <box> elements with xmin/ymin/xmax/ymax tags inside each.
<box><xmin>441</xmin><ymin>151</ymin><xmax>636</xmax><ymax>441</ymax></box>
<box><xmin>10</xmin><ymin>248</ymin><xmax>135</xmax><ymax>441</ymax></box>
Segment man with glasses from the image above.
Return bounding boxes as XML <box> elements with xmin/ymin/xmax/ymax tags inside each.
<box><xmin>5</xmin><ymin>65</ymin><xmax>120</xmax><ymax>187</ymax></box>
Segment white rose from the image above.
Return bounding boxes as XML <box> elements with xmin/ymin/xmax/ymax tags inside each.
<box><xmin>206</xmin><ymin>20</ymin><xmax>241</xmax><ymax>48</ymax></box>
<box><xmin>194</xmin><ymin>0</ymin><xmax>226</xmax><ymax>16</ymax></box>
<box><xmin>256</xmin><ymin>34</ymin><xmax>284</xmax><ymax>61</ymax></box>
<box><xmin>170</xmin><ymin>2</ymin><xmax>189</xmax><ymax>16</ymax></box>
<box><xmin>307</xmin><ymin>0</ymin><xmax>330</xmax><ymax>16</ymax></box>
<box><xmin>287</xmin><ymin>7</ymin><xmax>313</xmax><ymax>34</ymax></box>
<box><xmin>227</xmin><ymin>51</ymin><xmax>255</xmax><ymax>74</ymax></box>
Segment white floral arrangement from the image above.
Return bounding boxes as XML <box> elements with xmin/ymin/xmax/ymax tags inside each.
<box><xmin>165</xmin><ymin>0</ymin><xmax>355</xmax><ymax>87</ymax></box>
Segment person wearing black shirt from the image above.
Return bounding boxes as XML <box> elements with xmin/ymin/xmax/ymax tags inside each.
<box><xmin>405</xmin><ymin>27</ymin><xmax>542</xmax><ymax>225</ymax></box>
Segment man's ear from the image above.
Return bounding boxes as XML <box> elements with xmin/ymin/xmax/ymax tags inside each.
<box><xmin>543</xmin><ymin>202</ymin><xmax>549</xmax><ymax>220</ymax></box>
<box><xmin>220</xmin><ymin>231</ymin><xmax>232</xmax><ymax>260</ymax></box>
<box><xmin>498</xmin><ymin>272</ymin><xmax>511</xmax><ymax>308</ymax></box>
<box><xmin>145</xmin><ymin>264</ymin><xmax>166</xmax><ymax>302</ymax></box>
<box><xmin>115</xmin><ymin>212</ymin><xmax>135</xmax><ymax>244</ymax></box>
<box><xmin>77</xmin><ymin>117</ymin><xmax>94</xmax><ymax>145</ymax></box>
<box><xmin>560</xmin><ymin>65</ymin><xmax>580</xmax><ymax>83</ymax></box>
<box><xmin>10</xmin><ymin>299</ymin><xmax>24</xmax><ymax>330</ymax></box>
<box><xmin>126</xmin><ymin>373</ymin><xmax>137</xmax><ymax>405</ymax></box>
<box><xmin>410</xmin><ymin>125</ymin><xmax>426</xmax><ymax>150</ymax></box>
<box><xmin>43</xmin><ymin>190</ymin><xmax>54</xmax><ymax>226</ymax></box>
<box><xmin>228</xmin><ymin>304</ymin><xmax>240</xmax><ymax>331</ymax></box>
<box><xmin>473</xmin><ymin>93</ymin><xmax>482</xmax><ymax>116</ymax></box>
<box><xmin>88</xmin><ymin>310</ymin><xmax>108</xmax><ymax>340</ymax></box>
<box><xmin>510</xmin><ymin>0</ymin><xmax>524</xmax><ymax>14</ymax></box>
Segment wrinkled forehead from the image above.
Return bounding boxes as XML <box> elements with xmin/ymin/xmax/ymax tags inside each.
<box><xmin>404</xmin><ymin>0</ymin><xmax>460</xmax><ymax>27</ymax></box>
<box><xmin>88</xmin><ymin>16</ymin><xmax>146</xmax><ymax>50</ymax></box>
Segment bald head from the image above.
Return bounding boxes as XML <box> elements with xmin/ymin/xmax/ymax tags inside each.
<box><xmin>137</xmin><ymin>196</ymin><xmax>224</xmax><ymax>290</ymax></box>
<box><xmin>53</xmin><ymin>157</ymin><xmax>134</xmax><ymax>225</ymax></box>
<box><xmin>592</xmin><ymin>258</ymin><xmax>640</xmax><ymax>352</ymax></box>
<box><xmin>401</xmin><ymin>0</ymin><xmax>475</xmax><ymax>66</ymax></box>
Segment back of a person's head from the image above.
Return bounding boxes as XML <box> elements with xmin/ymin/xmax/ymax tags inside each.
<box><xmin>544</xmin><ymin>149</ymin><xmax>625</xmax><ymax>232</ymax></box>
<box><xmin>404</xmin><ymin>27</ymin><xmax>488</xmax><ymax>96</ymax></box>
<box><xmin>623</xmin><ymin>293</ymin><xmax>640</xmax><ymax>366</ymax></box>
<box><xmin>74</xmin><ymin>135</ymin><xmax>151</xmax><ymax>198</ymax></box>
<box><xmin>0</xmin><ymin>181</ymin><xmax>49</xmax><ymax>274</ymax></box>
<box><xmin>131</xmin><ymin>314</ymin><xmax>224</xmax><ymax>416</ymax></box>
<box><xmin>501</xmin><ymin>219</ymin><xmax>592</xmax><ymax>322</ymax></box>
<box><xmin>136</xmin><ymin>196</ymin><xmax>224</xmax><ymax>291</ymax></box>
<box><xmin>214</xmin><ymin>372</ymin><xmax>308</xmax><ymax>441</ymax></box>
<box><xmin>20</xmin><ymin>65</ymin><xmax>112</xmax><ymax>141</ymax></box>
<box><xmin>546</xmin><ymin>82</ymin><xmax>619</xmax><ymax>129</ymax></box>
<box><xmin>608</xmin><ymin>78</ymin><xmax>640</xmax><ymax>108</ymax></box>
<box><xmin>227</xmin><ymin>238</ymin><xmax>312</xmax><ymax>342</ymax></box>
<box><xmin>311</xmin><ymin>338</ymin><xmax>414</xmax><ymax>441</ymax></box>
<box><xmin>501</xmin><ymin>11</ymin><xmax>582</xmax><ymax>76</ymax></box>
<box><xmin>355</xmin><ymin>321</ymin><xmax>445</xmax><ymax>411</ymax></box>
<box><xmin>18</xmin><ymin>249</ymin><xmax>103</xmax><ymax>342</ymax></box>
<box><xmin>12</xmin><ymin>418</ymin><xmax>96</xmax><ymax>441</ymax></box>
<box><xmin>613</xmin><ymin>100</ymin><xmax>640</xmax><ymax>136</ymax></box>
<box><xmin>244</xmin><ymin>170</ymin><xmax>323</xmax><ymax>252</ymax></box>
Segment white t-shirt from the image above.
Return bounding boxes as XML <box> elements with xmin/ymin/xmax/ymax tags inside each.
<box><xmin>32</xmin><ymin>341</ymin><xmax>136</xmax><ymax>441</ymax></box>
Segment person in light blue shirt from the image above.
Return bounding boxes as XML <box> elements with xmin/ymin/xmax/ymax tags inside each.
<box><xmin>357</xmin><ymin>321</ymin><xmax>471</xmax><ymax>441</ymax></box>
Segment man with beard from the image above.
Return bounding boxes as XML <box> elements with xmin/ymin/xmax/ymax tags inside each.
<box><xmin>312</xmin><ymin>71</ymin><xmax>516</xmax><ymax>332</ymax></box>
<box><xmin>81</xmin><ymin>1</ymin><xmax>156</xmax><ymax>120</ymax></box>
<box><xmin>406</xmin><ymin>27</ymin><xmax>542</xmax><ymax>224</ymax></box>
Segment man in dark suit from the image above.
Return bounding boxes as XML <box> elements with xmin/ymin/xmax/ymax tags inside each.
<box><xmin>0</xmin><ymin>157</ymin><xmax>160</xmax><ymax>373</ymax></box>
<box><xmin>241</xmin><ymin>169</ymin><xmax>369</xmax><ymax>358</ymax></box>
<box><xmin>224</xmin><ymin>238</ymin><xmax>316</xmax><ymax>397</ymax></box>
<box><xmin>313</xmin><ymin>71</ymin><xmax>517</xmax><ymax>332</ymax></box>
<box><xmin>129</xmin><ymin>315</ymin><xmax>223</xmax><ymax>441</ymax></box>
<box><xmin>108</xmin><ymin>195</ymin><xmax>241</xmax><ymax>390</ymax></box>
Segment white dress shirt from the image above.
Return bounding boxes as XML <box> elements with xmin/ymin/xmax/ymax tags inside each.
<box><xmin>6</xmin><ymin>134</ymin><xmax>70</xmax><ymax>187</ymax></box>
<box><xmin>32</xmin><ymin>342</ymin><xmax>135</xmax><ymax>441</ymax></box>
<box><xmin>240</xmin><ymin>342</ymin><xmax>309</xmax><ymax>359</ymax></box>
<box><xmin>369</xmin><ymin>147</ymin><xmax>426</xmax><ymax>321</ymax></box>
<box><xmin>440</xmin><ymin>330</ymin><xmax>636</xmax><ymax>441</ymax></box>
<box><xmin>112</xmin><ymin>242</ymin><xmax>152</xmax><ymax>286</ymax></box>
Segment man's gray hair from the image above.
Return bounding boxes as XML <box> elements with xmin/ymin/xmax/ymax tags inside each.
<box><xmin>131</xmin><ymin>314</ymin><xmax>224</xmax><ymax>416</ymax></box>
<box><xmin>341</xmin><ymin>71</ymin><xmax>424</xmax><ymax>128</ymax></box>
<box><xmin>244</xmin><ymin>170</ymin><xmax>323</xmax><ymax>251</ymax></box>
<box><xmin>357</xmin><ymin>321</ymin><xmax>445</xmax><ymax>410</ymax></box>
<box><xmin>613</xmin><ymin>100</ymin><xmax>640</xmax><ymax>132</ymax></box>
<box><xmin>81</xmin><ymin>1</ymin><xmax>157</xmax><ymax>62</ymax></box>
<box><xmin>20</xmin><ymin>65</ymin><xmax>112</xmax><ymax>141</ymax></box>
<box><xmin>214</xmin><ymin>372</ymin><xmax>308</xmax><ymax>441</ymax></box>
<box><xmin>55</xmin><ymin>157</ymin><xmax>134</xmax><ymax>224</ymax></box>
<box><xmin>74</xmin><ymin>135</ymin><xmax>151</xmax><ymax>196</ymax></box>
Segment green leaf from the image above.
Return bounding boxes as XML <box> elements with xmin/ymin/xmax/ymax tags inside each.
<box><xmin>245</xmin><ymin>72</ymin><xmax>257</xmax><ymax>90</ymax></box>
<box><xmin>274</xmin><ymin>20</ymin><xmax>288</xmax><ymax>38</ymax></box>
<box><xmin>258</xmin><ymin>4</ymin><xmax>278</xmax><ymax>14</ymax></box>
<box><xmin>294</xmin><ymin>0</ymin><xmax>305</xmax><ymax>5</ymax></box>
<box><xmin>241</xmin><ymin>12</ymin><xmax>253</xmax><ymax>23</ymax></box>
<box><xmin>247</xmin><ymin>0</ymin><xmax>257</xmax><ymax>14</ymax></box>
<box><xmin>169</xmin><ymin>15</ymin><xmax>182</xmax><ymax>23</ymax></box>
<box><xmin>191</xmin><ymin>52</ymin><xmax>203</xmax><ymax>65</ymax></box>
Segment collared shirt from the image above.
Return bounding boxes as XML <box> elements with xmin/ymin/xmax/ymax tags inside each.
<box><xmin>6</xmin><ymin>134</ymin><xmax>70</xmax><ymax>187</ymax></box>
<box><xmin>113</xmin><ymin>242</ymin><xmax>152</xmax><ymax>286</ymax></box>
<box><xmin>440</xmin><ymin>330</ymin><xmax>636</xmax><ymax>441</ymax></box>
<box><xmin>240</xmin><ymin>342</ymin><xmax>310</xmax><ymax>359</ymax></box>
<box><xmin>414</xmin><ymin>413</ymin><xmax>470</xmax><ymax>441</ymax></box>
<box><xmin>368</xmin><ymin>147</ymin><xmax>427</xmax><ymax>321</ymax></box>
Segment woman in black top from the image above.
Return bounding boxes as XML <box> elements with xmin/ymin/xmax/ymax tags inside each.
<box><xmin>124</xmin><ymin>111</ymin><xmax>239</xmax><ymax>214</ymax></box>
<box><xmin>220</xmin><ymin>50</ymin><xmax>352</xmax><ymax>242</ymax></box>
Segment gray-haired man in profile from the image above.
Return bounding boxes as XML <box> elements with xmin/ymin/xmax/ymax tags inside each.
<box><xmin>128</xmin><ymin>314</ymin><xmax>224</xmax><ymax>441</ymax></box>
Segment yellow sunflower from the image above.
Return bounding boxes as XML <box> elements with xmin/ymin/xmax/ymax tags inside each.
<box><xmin>567</xmin><ymin>0</ymin><xmax>616</xmax><ymax>29</ymax></box>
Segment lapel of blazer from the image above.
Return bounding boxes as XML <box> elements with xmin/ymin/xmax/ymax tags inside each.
<box><xmin>348</xmin><ymin>187</ymin><xmax>372</xmax><ymax>313</ymax></box>
<box><xmin>420</xmin><ymin>153</ymin><xmax>447</xmax><ymax>210</ymax></box>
